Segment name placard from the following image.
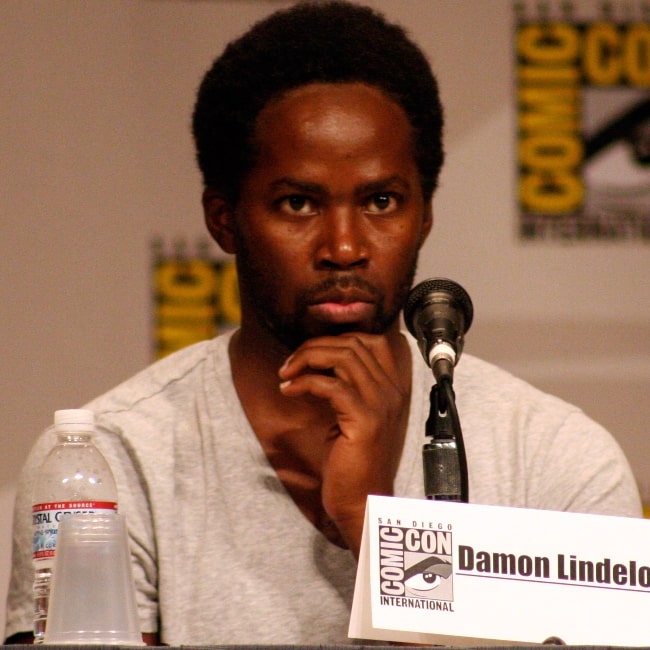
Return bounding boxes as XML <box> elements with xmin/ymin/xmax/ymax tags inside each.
<box><xmin>349</xmin><ymin>496</ymin><xmax>650</xmax><ymax>646</ymax></box>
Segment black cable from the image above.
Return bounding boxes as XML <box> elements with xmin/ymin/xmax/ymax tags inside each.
<box><xmin>422</xmin><ymin>379</ymin><xmax>469</xmax><ymax>503</ymax></box>
<box><xmin>439</xmin><ymin>377</ymin><xmax>469</xmax><ymax>503</ymax></box>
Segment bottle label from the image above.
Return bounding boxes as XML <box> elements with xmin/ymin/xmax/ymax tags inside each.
<box><xmin>32</xmin><ymin>501</ymin><xmax>118</xmax><ymax>560</ymax></box>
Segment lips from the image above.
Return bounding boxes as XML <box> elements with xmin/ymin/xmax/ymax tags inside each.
<box><xmin>308</xmin><ymin>287</ymin><xmax>377</xmax><ymax>306</ymax></box>
<box><xmin>306</xmin><ymin>287</ymin><xmax>378</xmax><ymax>324</ymax></box>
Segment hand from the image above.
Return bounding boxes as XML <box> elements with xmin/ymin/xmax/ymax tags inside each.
<box><xmin>278</xmin><ymin>333</ymin><xmax>410</xmax><ymax>557</ymax></box>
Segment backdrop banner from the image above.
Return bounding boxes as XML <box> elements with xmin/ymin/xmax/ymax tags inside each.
<box><xmin>152</xmin><ymin>237</ymin><xmax>239</xmax><ymax>359</ymax></box>
<box><xmin>516</xmin><ymin>0</ymin><xmax>650</xmax><ymax>240</ymax></box>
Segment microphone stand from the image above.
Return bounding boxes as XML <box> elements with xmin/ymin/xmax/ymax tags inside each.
<box><xmin>423</xmin><ymin>377</ymin><xmax>469</xmax><ymax>502</ymax></box>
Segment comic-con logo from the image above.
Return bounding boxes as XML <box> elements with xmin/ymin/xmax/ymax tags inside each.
<box><xmin>378</xmin><ymin>524</ymin><xmax>454</xmax><ymax>601</ymax></box>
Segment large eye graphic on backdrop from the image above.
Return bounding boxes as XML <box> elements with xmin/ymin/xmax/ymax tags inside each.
<box><xmin>583</xmin><ymin>96</ymin><xmax>650</xmax><ymax>219</ymax></box>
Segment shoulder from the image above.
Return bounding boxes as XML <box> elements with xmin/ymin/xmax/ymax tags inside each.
<box><xmin>455</xmin><ymin>355</ymin><xmax>640</xmax><ymax>516</ymax></box>
<box><xmin>453</xmin><ymin>353</ymin><xmax>621</xmax><ymax>455</ymax></box>
<box><xmin>85</xmin><ymin>332</ymin><xmax>233</xmax><ymax>421</ymax></box>
<box><xmin>405</xmin><ymin>338</ymin><xmax>639</xmax><ymax>515</ymax></box>
<box><xmin>406</xmin><ymin>333</ymin><xmax>572</xmax><ymax>419</ymax></box>
<box><xmin>407</xmin><ymin>342</ymin><xmax>583</xmax><ymax>451</ymax></box>
<box><xmin>74</xmin><ymin>332</ymin><xmax>236</xmax><ymax>461</ymax></box>
<box><xmin>455</xmin><ymin>353</ymin><xmax>579</xmax><ymax>421</ymax></box>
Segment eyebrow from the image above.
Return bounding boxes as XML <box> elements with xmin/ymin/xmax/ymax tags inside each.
<box><xmin>354</xmin><ymin>175</ymin><xmax>411</xmax><ymax>198</ymax></box>
<box><xmin>269</xmin><ymin>177</ymin><xmax>325</xmax><ymax>195</ymax></box>
<box><xmin>269</xmin><ymin>174</ymin><xmax>411</xmax><ymax>197</ymax></box>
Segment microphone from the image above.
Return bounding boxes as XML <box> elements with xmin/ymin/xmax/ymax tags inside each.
<box><xmin>404</xmin><ymin>278</ymin><xmax>473</xmax><ymax>383</ymax></box>
<box><xmin>405</xmin><ymin>278</ymin><xmax>473</xmax><ymax>502</ymax></box>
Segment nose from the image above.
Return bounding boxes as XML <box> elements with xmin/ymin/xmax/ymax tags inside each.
<box><xmin>316</xmin><ymin>208</ymin><xmax>369</xmax><ymax>270</ymax></box>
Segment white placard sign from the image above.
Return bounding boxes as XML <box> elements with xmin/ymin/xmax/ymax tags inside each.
<box><xmin>349</xmin><ymin>496</ymin><xmax>650</xmax><ymax>646</ymax></box>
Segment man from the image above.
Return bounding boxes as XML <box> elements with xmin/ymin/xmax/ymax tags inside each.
<box><xmin>5</xmin><ymin>1</ymin><xmax>641</xmax><ymax>645</ymax></box>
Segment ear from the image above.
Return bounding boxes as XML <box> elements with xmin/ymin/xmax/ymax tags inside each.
<box><xmin>202</xmin><ymin>188</ymin><xmax>236</xmax><ymax>254</ymax></box>
<box><xmin>419</xmin><ymin>202</ymin><xmax>433</xmax><ymax>248</ymax></box>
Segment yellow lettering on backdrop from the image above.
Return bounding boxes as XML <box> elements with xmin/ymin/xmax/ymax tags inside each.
<box><xmin>519</xmin><ymin>134</ymin><xmax>583</xmax><ymax>170</ymax></box>
<box><xmin>517</xmin><ymin>87</ymin><xmax>580</xmax><ymax>131</ymax></box>
<box><xmin>517</xmin><ymin>23</ymin><xmax>580</xmax><ymax>63</ymax></box>
<box><xmin>155</xmin><ymin>259</ymin><xmax>218</xmax><ymax>358</ymax></box>
<box><xmin>584</xmin><ymin>22</ymin><xmax>623</xmax><ymax>85</ymax></box>
<box><xmin>625</xmin><ymin>23</ymin><xmax>650</xmax><ymax>86</ymax></box>
<box><xmin>517</xmin><ymin>21</ymin><xmax>583</xmax><ymax>214</ymax></box>
<box><xmin>218</xmin><ymin>261</ymin><xmax>241</xmax><ymax>325</ymax></box>
<box><xmin>520</xmin><ymin>172</ymin><xmax>584</xmax><ymax>213</ymax></box>
<box><xmin>583</xmin><ymin>21</ymin><xmax>650</xmax><ymax>87</ymax></box>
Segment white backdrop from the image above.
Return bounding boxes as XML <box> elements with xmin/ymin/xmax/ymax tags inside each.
<box><xmin>2</xmin><ymin>0</ymin><xmax>649</xmax><ymax>636</ymax></box>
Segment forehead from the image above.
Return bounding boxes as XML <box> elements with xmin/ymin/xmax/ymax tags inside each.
<box><xmin>250</xmin><ymin>82</ymin><xmax>417</xmax><ymax>174</ymax></box>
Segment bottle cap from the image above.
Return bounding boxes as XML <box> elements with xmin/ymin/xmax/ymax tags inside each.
<box><xmin>54</xmin><ymin>409</ymin><xmax>95</xmax><ymax>433</ymax></box>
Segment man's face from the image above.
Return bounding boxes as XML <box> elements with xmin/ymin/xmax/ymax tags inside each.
<box><xmin>227</xmin><ymin>82</ymin><xmax>432</xmax><ymax>350</ymax></box>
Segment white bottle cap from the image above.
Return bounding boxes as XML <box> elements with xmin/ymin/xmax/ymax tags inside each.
<box><xmin>54</xmin><ymin>409</ymin><xmax>95</xmax><ymax>432</ymax></box>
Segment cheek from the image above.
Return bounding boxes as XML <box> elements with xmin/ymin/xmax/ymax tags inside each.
<box><xmin>242</xmin><ymin>228</ymin><xmax>311</xmax><ymax>283</ymax></box>
<box><xmin>263</xmin><ymin>224</ymin><xmax>316</xmax><ymax>264</ymax></box>
<box><xmin>371</xmin><ymin>228</ymin><xmax>421</xmax><ymax>263</ymax></box>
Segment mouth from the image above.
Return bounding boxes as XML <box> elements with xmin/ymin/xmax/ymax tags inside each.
<box><xmin>306</xmin><ymin>288</ymin><xmax>377</xmax><ymax>324</ymax></box>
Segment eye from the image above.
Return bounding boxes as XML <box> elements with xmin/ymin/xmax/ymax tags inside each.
<box><xmin>279</xmin><ymin>195</ymin><xmax>317</xmax><ymax>216</ymax></box>
<box><xmin>366</xmin><ymin>193</ymin><xmax>399</xmax><ymax>214</ymax></box>
<box><xmin>404</xmin><ymin>571</ymin><xmax>441</xmax><ymax>592</ymax></box>
<box><xmin>403</xmin><ymin>557</ymin><xmax>452</xmax><ymax>593</ymax></box>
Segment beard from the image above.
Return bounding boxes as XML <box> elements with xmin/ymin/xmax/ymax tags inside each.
<box><xmin>233</xmin><ymin>234</ymin><xmax>419</xmax><ymax>352</ymax></box>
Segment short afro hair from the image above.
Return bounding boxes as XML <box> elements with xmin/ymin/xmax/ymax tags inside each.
<box><xmin>192</xmin><ymin>0</ymin><xmax>444</xmax><ymax>204</ymax></box>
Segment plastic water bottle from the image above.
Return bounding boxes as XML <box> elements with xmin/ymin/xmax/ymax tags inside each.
<box><xmin>31</xmin><ymin>409</ymin><xmax>118</xmax><ymax>644</ymax></box>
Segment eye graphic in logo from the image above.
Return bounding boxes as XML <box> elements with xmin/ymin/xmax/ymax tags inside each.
<box><xmin>404</xmin><ymin>555</ymin><xmax>453</xmax><ymax>596</ymax></box>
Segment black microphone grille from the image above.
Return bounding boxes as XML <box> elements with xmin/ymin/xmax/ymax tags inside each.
<box><xmin>404</xmin><ymin>278</ymin><xmax>474</xmax><ymax>337</ymax></box>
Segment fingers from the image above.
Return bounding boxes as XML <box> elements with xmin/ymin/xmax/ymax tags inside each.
<box><xmin>278</xmin><ymin>333</ymin><xmax>403</xmax><ymax>418</ymax></box>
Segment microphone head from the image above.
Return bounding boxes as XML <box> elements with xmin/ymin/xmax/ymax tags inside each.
<box><xmin>404</xmin><ymin>278</ymin><xmax>474</xmax><ymax>371</ymax></box>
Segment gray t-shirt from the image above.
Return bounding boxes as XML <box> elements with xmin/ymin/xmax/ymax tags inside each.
<box><xmin>5</xmin><ymin>331</ymin><xmax>641</xmax><ymax>644</ymax></box>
